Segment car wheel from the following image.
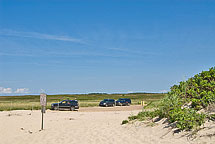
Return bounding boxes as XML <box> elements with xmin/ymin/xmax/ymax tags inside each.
<box><xmin>112</xmin><ymin>104</ymin><xmax>115</xmax><ymax>107</ymax></box>
<box><xmin>54</xmin><ymin>106</ymin><xmax>58</xmax><ymax>110</ymax></box>
<box><xmin>70</xmin><ymin>107</ymin><xmax>75</xmax><ymax>111</ymax></box>
<box><xmin>105</xmin><ymin>104</ymin><xmax>108</xmax><ymax>107</ymax></box>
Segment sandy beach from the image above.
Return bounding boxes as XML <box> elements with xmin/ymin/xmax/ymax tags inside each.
<box><xmin>0</xmin><ymin>106</ymin><xmax>214</xmax><ymax>144</ymax></box>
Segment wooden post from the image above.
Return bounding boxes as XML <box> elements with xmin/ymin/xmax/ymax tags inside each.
<box><xmin>40</xmin><ymin>93</ymin><xmax>47</xmax><ymax>130</ymax></box>
<box><xmin>41</xmin><ymin>106</ymin><xmax>44</xmax><ymax>130</ymax></box>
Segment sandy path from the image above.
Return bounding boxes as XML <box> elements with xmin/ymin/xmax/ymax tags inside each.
<box><xmin>79</xmin><ymin>105</ymin><xmax>143</xmax><ymax>112</ymax></box>
<box><xmin>0</xmin><ymin>106</ymin><xmax>214</xmax><ymax>144</ymax></box>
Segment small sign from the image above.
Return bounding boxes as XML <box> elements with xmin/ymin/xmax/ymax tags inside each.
<box><xmin>40</xmin><ymin>93</ymin><xmax>47</xmax><ymax>106</ymax></box>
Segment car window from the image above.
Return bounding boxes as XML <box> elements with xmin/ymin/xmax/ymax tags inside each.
<box><xmin>61</xmin><ymin>101</ymin><xmax>66</xmax><ymax>104</ymax></box>
<box><xmin>71</xmin><ymin>101</ymin><xmax>78</xmax><ymax>104</ymax></box>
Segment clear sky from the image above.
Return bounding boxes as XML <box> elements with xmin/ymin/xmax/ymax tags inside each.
<box><xmin>0</xmin><ymin>0</ymin><xmax>215</xmax><ymax>95</ymax></box>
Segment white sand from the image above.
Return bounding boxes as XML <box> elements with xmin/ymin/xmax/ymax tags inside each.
<box><xmin>0</xmin><ymin>106</ymin><xmax>214</xmax><ymax>144</ymax></box>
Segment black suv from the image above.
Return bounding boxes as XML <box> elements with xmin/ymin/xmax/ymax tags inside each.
<box><xmin>116</xmin><ymin>98</ymin><xmax>131</xmax><ymax>106</ymax></box>
<box><xmin>51</xmin><ymin>100</ymin><xmax>79</xmax><ymax>111</ymax></box>
<box><xmin>99</xmin><ymin>99</ymin><xmax>115</xmax><ymax>107</ymax></box>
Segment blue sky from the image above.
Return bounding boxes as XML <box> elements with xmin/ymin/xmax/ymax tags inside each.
<box><xmin>0</xmin><ymin>0</ymin><xmax>215</xmax><ymax>95</ymax></box>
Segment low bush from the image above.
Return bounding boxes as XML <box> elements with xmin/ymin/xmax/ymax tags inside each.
<box><xmin>122</xmin><ymin>120</ymin><xmax>129</xmax><ymax>125</ymax></box>
<box><xmin>124</xmin><ymin>67</ymin><xmax>215</xmax><ymax>131</ymax></box>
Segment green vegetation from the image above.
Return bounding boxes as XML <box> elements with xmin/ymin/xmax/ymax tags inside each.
<box><xmin>124</xmin><ymin>67</ymin><xmax>215</xmax><ymax>131</ymax></box>
<box><xmin>0</xmin><ymin>93</ymin><xmax>165</xmax><ymax>111</ymax></box>
<box><xmin>122</xmin><ymin>120</ymin><xmax>129</xmax><ymax>125</ymax></box>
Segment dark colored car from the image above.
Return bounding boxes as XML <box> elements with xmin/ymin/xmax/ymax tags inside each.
<box><xmin>116</xmin><ymin>98</ymin><xmax>131</xmax><ymax>106</ymax></box>
<box><xmin>99</xmin><ymin>99</ymin><xmax>115</xmax><ymax>107</ymax></box>
<box><xmin>51</xmin><ymin>100</ymin><xmax>79</xmax><ymax>111</ymax></box>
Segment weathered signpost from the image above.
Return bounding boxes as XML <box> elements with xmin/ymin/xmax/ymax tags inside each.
<box><xmin>40</xmin><ymin>93</ymin><xmax>47</xmax><ymax>130</ymax></box>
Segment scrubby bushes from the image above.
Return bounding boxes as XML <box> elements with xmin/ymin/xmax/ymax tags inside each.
<box><xmin>170</xmin><ymin>67</ymin><xmax>215</xmax><ymax>109</ymax></box>
<box><xmin>123</xmin><ymin>67</ymin><xmax>215</xmax><ymax>131</ymax></box>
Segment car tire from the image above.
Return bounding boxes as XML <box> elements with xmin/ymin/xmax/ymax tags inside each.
<box><xmin>54</xmin><ymin>106</ymin><xmax>58</xmax><ymax>110</ymax></box>
<box><xmin>70</xmin><ymin>107</ymin><xmax>75</xmax><ymax>111</ymax></box>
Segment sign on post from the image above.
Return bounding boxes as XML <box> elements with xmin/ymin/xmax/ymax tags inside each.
<box><xmin>40</xmin><ymin>93</ymin><xmax>47</xmax><ymax>130</ymax></box>
<box><xmin>40</xmin><ymin>93</ymin><xmax>47</xmax><ymax>106</ymax></box>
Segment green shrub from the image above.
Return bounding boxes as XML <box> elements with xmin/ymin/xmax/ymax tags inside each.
<box><xmin>122</xmin><ymin>120</ymin><xmax>129</xmax><ymax>125</ymax></box>
<box><xmin>124</xmin><ymin>67</ymin><xmax>215</xmax><ymax>131</ymax></box>
<box><xmin>207</xmin><ymin>114</ymin><xmax>215</xmax><ymax>121</ymax></box>
<box><xmin>128</xmin><ymin>115</ymin><xmax>138</xmax><ymax>121</ymax></box>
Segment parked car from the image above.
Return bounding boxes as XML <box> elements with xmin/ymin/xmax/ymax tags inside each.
<box><xmin>116</xmin><ymin>98</ymin><xmax>131</xmax><ymax>106</ymax></box>
<box><xmin>99</xmin><ymin>99</ymin><xmax>115</xmax><ymax>107</ymax></box>
<box><xmin>51</xmin><ymin>100</ymin><xmax>79</xmax><ymax>111</ymax></box>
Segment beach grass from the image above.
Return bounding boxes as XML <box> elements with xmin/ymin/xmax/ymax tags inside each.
<box><xmin>0</xmin><ymin>93</ymin><xmax>166</xmax><ymax>111</ymax></box>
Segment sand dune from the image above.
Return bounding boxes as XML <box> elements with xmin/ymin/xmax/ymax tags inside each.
<box><xmin>0</xmin><ymin>106</ymin><xmax>214</xmax><ymax>144</ymax></box>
